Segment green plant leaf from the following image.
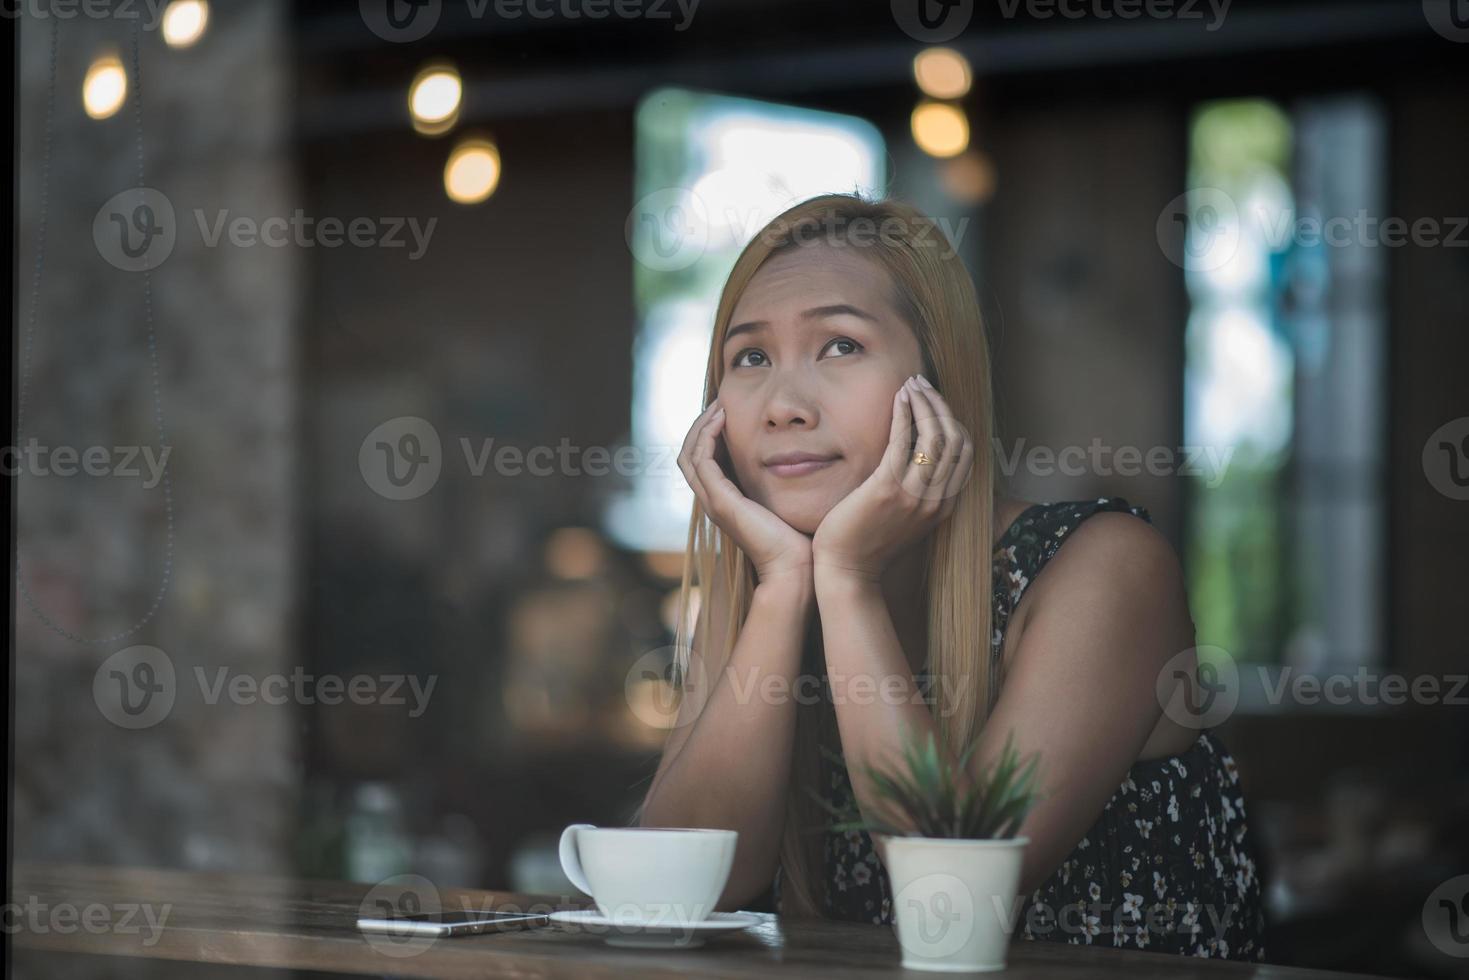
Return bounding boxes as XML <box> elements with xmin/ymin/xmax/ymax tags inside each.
<box><xmin>809</xmin><ymin>724</ymin><xmax>1042</xmax><ymax>841</ymax></box>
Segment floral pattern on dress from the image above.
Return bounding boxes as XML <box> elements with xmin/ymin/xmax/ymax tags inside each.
<box><xmin>772</xmin><ymin>498</ymin><xmax>1268</xmax><ymax>963</ymax></box>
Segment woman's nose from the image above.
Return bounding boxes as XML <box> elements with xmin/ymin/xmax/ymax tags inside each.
<box><xmin>754</xmin><ymin>370</ymin><xmax>815</xmax><ymax>422</ymax></box>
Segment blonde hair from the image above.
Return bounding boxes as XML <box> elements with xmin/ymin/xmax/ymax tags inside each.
<box><xmin>669</xmin><ymin>193</ymin><xmax>1000</xmax><ymax>918</ymax></box>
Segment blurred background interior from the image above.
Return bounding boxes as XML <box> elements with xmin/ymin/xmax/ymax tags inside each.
<box><xmin>12</xmin><ymin>0</ymin><xmax>1469</xmax><ymax>976</ymax></box>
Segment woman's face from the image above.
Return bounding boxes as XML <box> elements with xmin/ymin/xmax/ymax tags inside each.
<box><xmin>718</xmin><ymin>243</ymin><xmax>926</xmax><ymax>535</ymax></box>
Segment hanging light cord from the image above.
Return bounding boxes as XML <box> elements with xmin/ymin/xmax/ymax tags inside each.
<box><xmin>17</xmin><ymin>14</ymin><xmax>175</xmax><ymax>646</ymax></box>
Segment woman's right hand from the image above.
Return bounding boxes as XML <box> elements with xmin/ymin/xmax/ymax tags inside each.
<box><xmin>677</xmin><ymin>399</ymin><xmax>813</xmax><ymax>585</ymax></box>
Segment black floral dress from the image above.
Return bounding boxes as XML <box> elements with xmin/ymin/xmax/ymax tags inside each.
<box><xmin>773</xmin><ymin>497</ymin><xmax>1268</xmax><ymax>962</ymax></box>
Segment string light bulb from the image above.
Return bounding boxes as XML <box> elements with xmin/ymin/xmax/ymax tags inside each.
<box><xmin>913</xmin><ymin>47</ymin><xmax>972</xmax><ymax>100</ymax></box>
<box><xmin>444</xmin><ymin>137</ymin><xmax>501</xmax><ymax>204</ymax></box>
<box><xmin>911</xmin><ymin>100</ymin><xmax>970</xmax><ymax>158</ymax></box>
<box><xmin>83</xmin><ymin>54</ymin><xmax>127</xmax><ymax>120</ymax></box>
<box><xmin>162</xmin><ymin>0</ymin><xmax>209</xmax><ymax>48</ymax></box>
<box><xmin>409</xmin><ymin>62</ymin><xmax>462</xmax><ymax>136</ymax></box>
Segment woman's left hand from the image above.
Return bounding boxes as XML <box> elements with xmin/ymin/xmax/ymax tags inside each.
<box><xmin>811</xmin><ymin>374</ymin><xmax>974</xmax><ymax>586</ymax></box>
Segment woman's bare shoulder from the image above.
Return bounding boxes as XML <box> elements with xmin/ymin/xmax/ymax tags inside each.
<box><xmin>1003</xmin><ymin>504</ymin><xmax>1192</xmax><ymax>678</ymax></box>
<box><xmin>1028</xmin><ymin>509</ymin><xmax>1184</xmax><ymax>614</ymax></box>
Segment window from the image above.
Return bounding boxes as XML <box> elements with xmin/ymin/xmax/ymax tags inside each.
<box><xmin>604</xmin><ymin>88</ymin><xmax>886</xmax><ymax>552</ymax></box>
<box><xmin>1182</xmin><ymin>95</ymin><xmax>1387</xmax><ymax>697</ymax></box>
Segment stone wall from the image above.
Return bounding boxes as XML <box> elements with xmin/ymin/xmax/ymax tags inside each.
<box><xmin>14</xmin><ymin>2</ymin><xmax>299</xmax><ymax>875</ymax></box>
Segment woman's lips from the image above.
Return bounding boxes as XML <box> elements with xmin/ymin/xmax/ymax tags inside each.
<box><xmin>765</xmin><ymin>457</ymin><xmax>839</xmax><ymax>477</ymax></box>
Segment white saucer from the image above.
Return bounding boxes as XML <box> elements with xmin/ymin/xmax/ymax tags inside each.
<box><xmin>547</xmin><ymin>909</ymin><xmax>762</xmax><ymax>948</ymax></box>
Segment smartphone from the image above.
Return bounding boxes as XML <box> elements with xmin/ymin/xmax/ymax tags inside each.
<box><xmin>356</xmin><ymin>908</ymin><xmax>551</xmax><ymax>937</ymax></box>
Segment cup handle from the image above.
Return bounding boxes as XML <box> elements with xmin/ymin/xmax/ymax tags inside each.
<box><xmin>558</xmin><ymin>823</ymin><xmax>597</xmax><ymax>897</ymax></box>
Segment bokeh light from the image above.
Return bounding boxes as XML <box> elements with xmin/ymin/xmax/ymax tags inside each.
<box><xmin>162</xmin><ymin>0</ymin><xmax>209</xmax><ymax>48</ymax></box>
<box><xmin>911</xmin><ymin>100</ymin><xmax>969</xmax><ymax>158</ymax></box>
<box><xmin>913</xmin><ymin>47</ymin><xmax>972</xmax><ymax>100</ymax></box>
<box><xmin>82</xmin><ymin>55</ymin><xmax>127</xmax><ymax>120</ymax></box>
<box><xmin>444</xmin><ymin>137</ymin><xmax>501</xmax><ymax>204</ymax></box>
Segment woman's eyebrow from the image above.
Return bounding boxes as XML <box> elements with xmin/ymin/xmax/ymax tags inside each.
<box><xmin>724</xmin><ymin>304</ymin><xmax>880</xmax><ymax>347</ymax></box>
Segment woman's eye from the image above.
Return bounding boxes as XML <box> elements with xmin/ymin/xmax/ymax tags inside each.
<box><xmin>730</xmin><ymin>338</ymin><xmax>861</xmax><ymax>369</ymax></box>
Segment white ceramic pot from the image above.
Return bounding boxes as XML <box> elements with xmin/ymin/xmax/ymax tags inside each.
<box><xmin>879</xmin><ymin>835</ymin><xmax>1029</xmax><ymax>972</ymax></box>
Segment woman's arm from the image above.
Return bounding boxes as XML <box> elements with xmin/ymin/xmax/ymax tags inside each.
<box><xmin>816</xmin><ymin>512</ymin><xmax>1193</xmax><ymax>897</ymax></box>
<box><xmin>639</xmin><ymin>567</ymin><xmax>815</xmax><ymax>912</ymax></box>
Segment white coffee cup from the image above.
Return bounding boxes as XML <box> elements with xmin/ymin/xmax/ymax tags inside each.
<box><xmin>558</xmin><ymin>824</ymin><xmax>737</xmax><ymax>926</ymax></box>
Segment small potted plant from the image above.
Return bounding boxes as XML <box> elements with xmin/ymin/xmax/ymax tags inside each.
<box><xmin>810</xmin><ymin>725</ymin><xmax>1043</xmax><ymax>972</ymax></box>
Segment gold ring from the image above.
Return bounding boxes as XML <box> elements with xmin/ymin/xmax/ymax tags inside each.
<box><xmin>912</xmin><ymin>451</ymin><xmax>934</xmax><ymax>466</ymax></box>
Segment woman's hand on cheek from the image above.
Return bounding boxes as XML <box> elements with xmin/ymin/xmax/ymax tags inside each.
<box><xmin>678</xmin><ymin>399</ymin><xmax>815</xmax><ymax>587</ymax></box>
<box><xmin>811</xmin><ymin>375</ymin><xmax>973</xmax><ymax>587</ymax></box>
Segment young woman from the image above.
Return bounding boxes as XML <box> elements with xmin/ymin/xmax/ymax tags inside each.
<box><xmin>636</xmin><ymin>193</ymin><xmax>1267</xmax><ymax>960</ymax></box>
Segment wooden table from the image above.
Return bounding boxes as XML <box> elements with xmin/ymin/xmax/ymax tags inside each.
<box><xmin>11</xmin><ymin>863</ymin><xmax>1394</xmax><ymax>978</ymax></box>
